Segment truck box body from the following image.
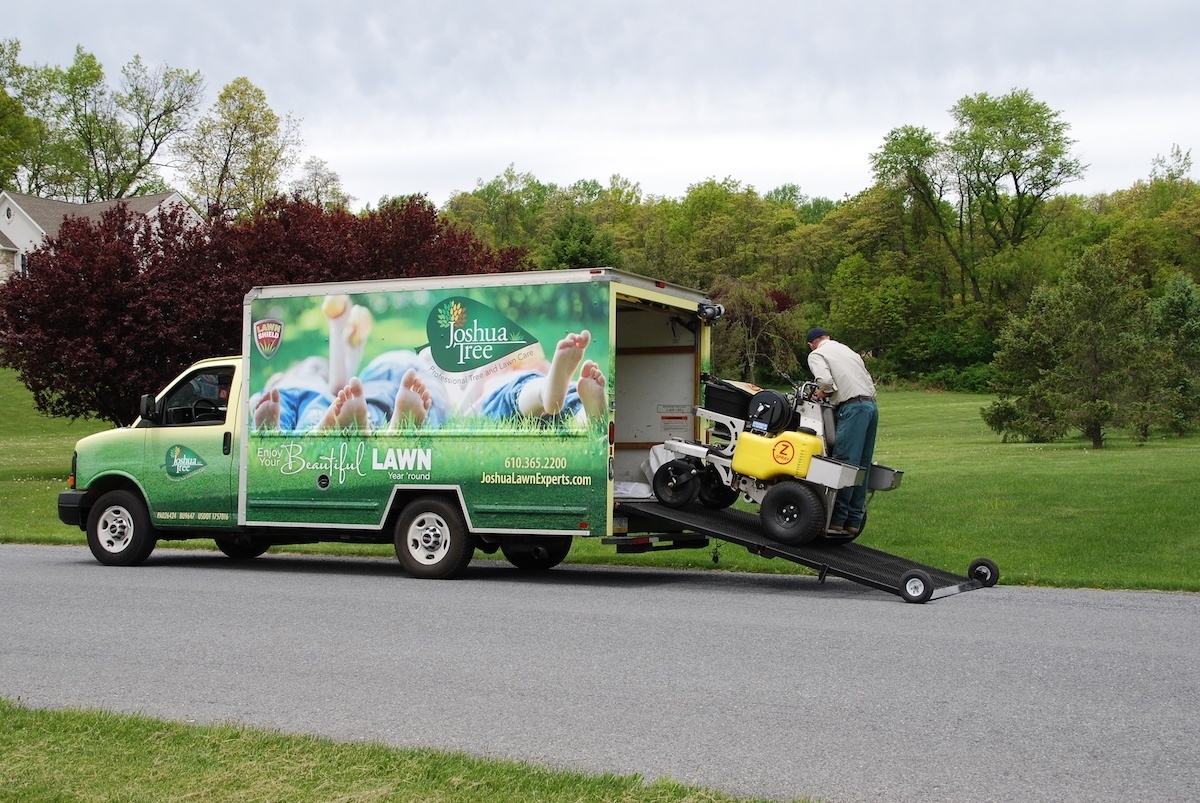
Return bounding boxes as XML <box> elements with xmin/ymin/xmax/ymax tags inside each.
<box><xmin>61</xmin><ymin>269</ymin><xmax>715</xmax><ymax>571</ymax></box>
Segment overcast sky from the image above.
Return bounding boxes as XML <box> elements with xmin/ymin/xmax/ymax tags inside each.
<box><xmin>8</xmin><ymin>1</ymin><xmax>1199</xmax><ymax>210</ymax></box>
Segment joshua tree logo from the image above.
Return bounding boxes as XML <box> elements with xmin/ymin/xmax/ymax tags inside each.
<box><xmin>427</xmin><ymin>297</ymin><xmax>537</xmax><ymax>372</ymax></box>
<box><xmin>165</xmin><ymin>445</ymin><xmax>207</xmax><ymax>479</ymax></box>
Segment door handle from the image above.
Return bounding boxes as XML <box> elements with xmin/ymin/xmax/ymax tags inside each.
<box><xmin>223</xmin><ymin>431</ymin><xmax>232</xmax><ymax>455</ymax></box>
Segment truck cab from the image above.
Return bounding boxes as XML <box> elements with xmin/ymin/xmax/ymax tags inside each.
<box><xmin>59</xmin><ymin>356</ymin><xmax>243</xmax><ymax>564</ymax></box>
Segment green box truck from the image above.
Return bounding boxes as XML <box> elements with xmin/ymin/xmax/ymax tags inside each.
<box><xmin>58</xmin><ymin>268</ymin><xmax>720</xmax><ymax>578</ymax></box>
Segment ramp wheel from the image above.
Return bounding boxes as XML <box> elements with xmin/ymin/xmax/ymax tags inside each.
<box><xmin>653</xmin><ymin>459</ymin><xmax>700</xmax><ymax>508</ymax></box>
<box><xmin>900</xmin><ymin>569</ymin><xmax>934</xmax><ymax>603</ymax></box>
<box><xmin>760</xmin><ymin>481</ymin><xmax>823</xmax><ymax>546</ymax></box>
<box><xmin>969</xmin><ymin>558</ymin><xmax>999</xmax><ymax>587</ymax></box>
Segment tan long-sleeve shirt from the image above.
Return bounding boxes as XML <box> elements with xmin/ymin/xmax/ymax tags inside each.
<box><xmin>807</xmin><ymin>338</ymin><xmax>876</xmax><ymax>405</ymax></box>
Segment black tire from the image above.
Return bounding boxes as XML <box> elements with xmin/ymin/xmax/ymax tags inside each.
<box><xmin>86</xmin><ymin>490</ymin><xmax>157</xmax><ymax>566</ymax></box>
<box><xmin>697</xmin><ymin>467</ymin><xmax>740</xmax><ymax>509</ymax></box>
<box><xmin>394</xmin><ymin>497</ymin><xmax>475</xmax><ymax>579</ymax></box>
<box><xmin>501</xmin><ymin>536</ymin><xmax>573</xmax><ymax>570</ymax></box>
<box><xmin>900</xmin><ymin>569</ymin><xmax>934</xmax><ymax>603</ymax></box>
<box><xmin>215</xmin><ymin>537</ymin><xmax>271</xmax><ymax>560</ymax></box>
<box><xmin>652</xmin><ymin>459</ymin><xmax>700</xmax><ymax>508</ymax></box>
<box><xmin>969</xmin><ymin>557</ymin><xmax>1000</xmax><ymax>587</ymax></box>
<box><xmin>759</xmin><ymin>481</ymin><xmax>824</xmax><ymax>546</ymax></box>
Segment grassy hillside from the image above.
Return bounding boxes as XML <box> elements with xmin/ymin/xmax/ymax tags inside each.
<box><xmin>3</xmin><ymin>368</ymin><xmax>1197</xmax><ymax>590</ymax></box>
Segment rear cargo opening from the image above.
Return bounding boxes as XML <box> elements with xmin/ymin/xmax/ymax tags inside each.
<box><xmin>611</xmin><ymin>298</ymin><xmax>702</xmax><ymax>502</ymax></box>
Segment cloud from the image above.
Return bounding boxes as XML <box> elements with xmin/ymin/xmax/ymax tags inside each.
<box><xmin>10</xmin><ymin>1</ymin><xmax>1200</xmax><ymax>207</ymax></box>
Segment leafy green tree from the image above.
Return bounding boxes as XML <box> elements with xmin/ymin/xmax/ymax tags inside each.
<box><xmin>442</xmin><ymin>164</ymin><xmax>556</xmax><ymax>252</ymax></box>
<box><xmin>178</xmin><ymin>77</ymin><xmax>301</xmax><ymax>217</ymax></box>
<box><xmin>1145</xmin><ymin>272</ymin><xmax>1200</xmax><ymax>434</ymax></box>
<box><xmin>539</xmin><ymin>209</ymin><xmax>621</xmax><ymax>270</ymax></box>
<box><xmin>0</xmin><ymin>40</ymin><xmax>202</xmax><ymax>201</ymax></box>
<box><xmin>984</xmin><ymin>245</ymin><xmax>1173</xmax><ymax>447</ymax></box>
<box><xmin>0</xmin><ymin>86</ymin><xmax>35</xmax><ymax>189</ymax></box>
<box><xmin>871</xmin><ymin>89</ymin><xmax>1085</xmax><ymax>308</ymax></box>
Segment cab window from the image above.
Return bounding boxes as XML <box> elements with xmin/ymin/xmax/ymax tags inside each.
<box><xmin>161</xmin><ymin>368</ymin><xmax>233</xmax><ymax>425</ymax></box>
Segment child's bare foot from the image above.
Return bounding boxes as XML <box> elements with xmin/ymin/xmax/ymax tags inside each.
<box><xmin>576</xmin><ymin>360</ymin><xmax>607</xmax><ymax>421</ymax></box>
<box><xmin>539</xmin><ymin>330</ymin><xmax>590</xmax><ymax>415</ymax></box>
<box><xmin>253</xmin><ymin>388</ymin><xmax>281</xmax><ymax>430</ymax></box>
<box><xmin>388</xmin><ymin>369</ymin><xmax>432</xmax><ymax>429</ymax></box>
<box><xmin>317</xmin><ymin>377</ymin><xmax>370</xmax><ymax>430</ymax></box>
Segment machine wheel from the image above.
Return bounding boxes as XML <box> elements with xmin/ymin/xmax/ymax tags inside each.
<box><xmin>501</xmin><ymin>536</ymin><xmax>573</xmax><ymax>570</ymax></box>
<box><xmin>900</xmin><ymin>569</ymin><xmax>934</xmax><ymax>603</ymax></box>
<box><xmin>86</xmin><ymin>490</ymin><xmax>157</xmax><ymax>566</ymax></box>
<box><xmin>697</xmin><ymin>467</ymin><xmax>740</xmax><ymax>509</ymax></box>
<box><xmin>759</xmin><ymin>481</ymin><xmax>824</xmax><ymax>546</ymax></box>
<box><xmin>215</xmin><ymin>537</ymin><xmax>271</xmax><ymax>560</ymax></box>
<box><xmin>969</xmin><ymin>557</ymin><xmax>1000</xmax><ymax>587</ymax></box>
<box><xmin>652</xmin><ymin>460</ymin><xmax>700</xmax><ymax>508</ymax></box>
<box><xmin>394</xmin><ymin>497</ymin><xmax>475</xmax><ymax>579</ymax></box>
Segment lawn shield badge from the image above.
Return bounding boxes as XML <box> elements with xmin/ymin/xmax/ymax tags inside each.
<box><xmin>165</xmin><ymin>445</ymin><xmax>207</xmax><ymax>479</ymax></box>
<box><xmin>426</xmin><ymin>297</ymin><xmax>537</xmax><ymax>372</ymax></box>
<box><xmin>254</xmin><ymin>319</ymin><xmax>284</xmax><ymax>359</ymax></box>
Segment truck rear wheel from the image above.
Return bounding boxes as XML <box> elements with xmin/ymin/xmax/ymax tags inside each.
<box><xmin>394</xmin><ymin>497</ymin><xmax>475</xmax><ymax>579</ymax></box>
<box><xmin>760</xmin><ymin>481</ymin><xmax>823</xmax><ymax>546</ymax></box>
<box><xmin>501</xmin><ymin>536</ymin><xmax>573</xmax><ymax>570</ymax></box>
<box><xmin>86</xmin><ymin>490</ymin><xmax>157</xmax><ymax>566</ymax></box>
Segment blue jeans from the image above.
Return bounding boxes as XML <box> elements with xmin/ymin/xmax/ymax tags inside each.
<box><xmin>831</xmin><ymin>400</ymin><xmax>878</xmax><ymax>528</ymax></box>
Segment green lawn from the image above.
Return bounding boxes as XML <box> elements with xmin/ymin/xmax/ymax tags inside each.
<box><xmin>0</xmin><ymin>700</ymin><xmax>786</xmax><ymax>803</ymax></box>
<box><xmin>4</xmin><ymin>368</ymin><xmax>1198</xmax><ymax>590</ymax></box>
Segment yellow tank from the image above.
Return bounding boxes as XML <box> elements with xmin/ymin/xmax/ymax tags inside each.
<box><xmin>731</xmin><ymin>430</ymin><xmax>824</xmax><ymax>480</ymax></box>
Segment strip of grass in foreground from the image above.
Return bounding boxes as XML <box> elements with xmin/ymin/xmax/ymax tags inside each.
<box><xmin>0</xmin><ymin>699</ymin><xmax>790</xmax><ymax>803</ymax></box>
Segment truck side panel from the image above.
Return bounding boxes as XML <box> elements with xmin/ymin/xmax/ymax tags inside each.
<box><xmin>240</xmin><ymin>276</ymin><xmax>613</xmax><ymax>536</ymax></box>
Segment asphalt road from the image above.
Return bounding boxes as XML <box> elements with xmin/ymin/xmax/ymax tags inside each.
<box><xmin>2</xmin><ymin>544</ymin><xmax>1197</xmax><ymax>802</ymax></box>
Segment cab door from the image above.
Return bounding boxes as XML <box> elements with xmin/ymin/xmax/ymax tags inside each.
<box><xmin>140</xmin><ymin>364</ymin><xmax>238</xmax><ymax>529</ymax></box>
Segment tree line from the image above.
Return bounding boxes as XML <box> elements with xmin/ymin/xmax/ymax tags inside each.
<box><xmin>2</xmin><ymin>39</ymin><xmax>1199</xmax><ymax>446</ymax></box>
<box><xmin>440</xmin><ymin>101</ymin><xmax>1200</xmax><ymax>447</ymax></box>
<box><xmin>0</xmin><ymin>39</ymin><xmax>348</xmax><ymax>216</ymax></box>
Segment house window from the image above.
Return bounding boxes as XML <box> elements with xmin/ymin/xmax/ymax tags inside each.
<box><xmin>4</xmin><ymin>207</ymin><xmax>10</xmax><ymax>219</ymax></box>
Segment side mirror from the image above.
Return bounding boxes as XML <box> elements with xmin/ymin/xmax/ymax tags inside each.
<box><xmin>139</xmin><ymin>394</ymin><xmax>159</xmax><ymax>424</ymax></box>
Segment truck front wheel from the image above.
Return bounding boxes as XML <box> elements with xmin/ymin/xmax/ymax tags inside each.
<box><xmin>86</xmin><ymin>490</ymin><xmax>157</xmax><ymax>566</ymax></box>
<box><xmin>394</xmin><ymin>497</ymin><xmax>475</xmax><ymax>579</ymax></box>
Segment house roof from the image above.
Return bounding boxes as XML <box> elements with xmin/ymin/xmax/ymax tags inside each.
<box><xmin>0</xmin><ymin>229</ymin><xmax>15</xmax><ymax>252</ymax></box>
<box><xmin>2</xmin><ymin>190</ymin><xmax>186</xmax><ymax>239</ymax></box>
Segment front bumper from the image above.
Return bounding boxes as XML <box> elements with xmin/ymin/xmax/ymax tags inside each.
<box><xmin>58</xmin><ymin>490</ymin><xmax>87</xmax><ymax>528</ymax></box>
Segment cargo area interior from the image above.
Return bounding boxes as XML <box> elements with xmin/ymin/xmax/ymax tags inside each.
<box><xmin>611</xmin><ymin>299</ymin><xmax>702</xmax><ymax>499</ymax></box>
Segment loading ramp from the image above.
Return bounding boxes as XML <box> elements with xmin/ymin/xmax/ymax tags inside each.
<box><xmin>612</xmin><ymin>500</ymin><xmax>995</xmax><ymax>603</ymax></box>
